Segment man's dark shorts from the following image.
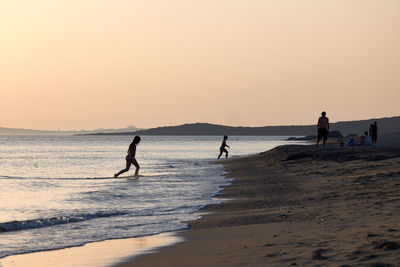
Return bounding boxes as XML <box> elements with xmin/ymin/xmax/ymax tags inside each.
<box><xmin>318</xmin><ymin>128</ymin><xmax>328</xmax><ymax>141</ymax></box>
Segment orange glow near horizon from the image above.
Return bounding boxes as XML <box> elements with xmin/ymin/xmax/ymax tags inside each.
<box><xmin>1</xmin><ymin>0</ymin><xmax>399</xmax><ymax>130</ymax></box>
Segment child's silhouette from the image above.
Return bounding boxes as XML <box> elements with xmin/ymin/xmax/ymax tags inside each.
<box><xmin>114</xmin><ymin>136</ymin><xmax>141</xmax><ymax>177</ymax></box>
<box><xmin>218</xmin><ymin>135</ymin><xmax>230</xmax><ymax>159</ymax></box>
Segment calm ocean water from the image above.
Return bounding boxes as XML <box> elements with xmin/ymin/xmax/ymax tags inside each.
<box><xmin>0</xmin><ymin>135</ymin><xmax>299</xmax><ymax>259</ymax></box>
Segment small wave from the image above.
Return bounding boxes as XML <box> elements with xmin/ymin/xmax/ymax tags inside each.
<box><xmin>162</xmin><ymin>205</ymin><xmax>198</xmax><ymax>213</ymax></box>
<box><xmin>0</xmin><ymin>172</ymin><xmax>170</xmax><ymax>181</ymax></box>
<box><xmin>0</xmin><ymin>175</ymin><xmax>24</xmax><ymax>179</ymax></box>
<box><xmin>0</xmin><ymin>175</ymin><xmax>117</xmax><ymax>180</ymax></box>
<box><xmin>0</xmin><ymin>211</ymin><xmax>127</xmax><ymax>233</ymax></box>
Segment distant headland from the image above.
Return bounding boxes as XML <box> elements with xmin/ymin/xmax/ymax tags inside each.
<box><xmin>82</xmin><ymin>116</ymin><xmax>400</xmax><ymax>136</ymax></box>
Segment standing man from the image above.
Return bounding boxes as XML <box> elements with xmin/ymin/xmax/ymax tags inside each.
<box><xmin>316</xmin><ymin>111</ymin><xmax>329</xmax><ymax>148</ymax></box>
<box><xmin>370</xmin><ymin>121</ymin><xmax>378</xmax><ymax>144</ymax></box>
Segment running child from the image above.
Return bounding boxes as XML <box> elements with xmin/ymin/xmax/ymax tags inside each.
<box><xmin>218</xmin><ymin>135</ymin><xmax>230</xmax><ymax>159</ymax></box>
<box><xmin>114</xmin><ymin>136</ymin><xmax>141</xmax><ymax>177</ymax></box>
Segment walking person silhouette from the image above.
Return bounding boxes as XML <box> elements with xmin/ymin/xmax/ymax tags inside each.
<box><xmin>316</xmin><ymin>112</ymin><xmax>329</xmax><ymax>148</ymax></box>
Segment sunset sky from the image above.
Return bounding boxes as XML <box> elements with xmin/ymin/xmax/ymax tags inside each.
<box><xmin>1</xmin><ymin>0</ymin><xmax>399</xmax><ymax>130</ymax></box>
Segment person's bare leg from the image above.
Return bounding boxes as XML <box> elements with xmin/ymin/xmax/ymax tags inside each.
<box><xmin>131</xmin><ymin>159</ymin><xmax>140</xmax><ymax>176</ymax></box>
<box><xmin>114</xmin><ymin>161</ymin><xmax>131</xmax><ymax>177</ymax></box>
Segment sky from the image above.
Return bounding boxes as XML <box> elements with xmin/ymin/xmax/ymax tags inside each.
<box><xmin>1</xmin><ymin>0</ymin><xmax>399</xmax><ymax>130</ymax></box>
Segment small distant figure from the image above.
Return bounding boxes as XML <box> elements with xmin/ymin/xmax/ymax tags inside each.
<box><xmin>346</xmin><ymin>137</ymin><xmax>356</xmax><ymax>147</ymax></box>
<box><xmin>218</xmin><ymin>135</ymin><xmax>230</xmax><ymax>159</ymax></box>
<box><xmin>114</xmin><ymin>136</ymin><xmax>141</xmax><ymax>178</ymax></box>
<box><xmin>360</xmin><ymin>131</ymin><xmax>372</xmax><ymax>146</ymax></box>
<box><xmin>316</xmin><ymin>111</ymin><xmax>329</xmax><ymax>148</ymax></box>
<box><xmin>369</xmin><ymin>121</ymin><xmax>378</xmax><ymax>144</ymax></box>
<box><xmin>369</xmin><ymin>123</ymin><xmax>373</xmax><ymax>137</ymax></box>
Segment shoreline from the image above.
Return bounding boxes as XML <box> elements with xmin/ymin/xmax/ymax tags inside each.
<box><xmin>116</xmin><ymin>136</ymin><xmax>400</xmax><ymax>266</ymax></box>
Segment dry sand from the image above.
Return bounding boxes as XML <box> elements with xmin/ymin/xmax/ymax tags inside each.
<box><xmin>117</xmin><ymin>134</ymin><xmax>400</xmax><ymax>267</ymax></box>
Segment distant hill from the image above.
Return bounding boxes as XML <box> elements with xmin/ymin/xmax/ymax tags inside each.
<box><xmin>0</xmin><ymin>126</ymin><xmax>140</xmax><ymax>135</ymax></box>
<box><xmin>86</xmin><ymin>116</ymin><xmax>400</xmax><ymax>136</ymax></box>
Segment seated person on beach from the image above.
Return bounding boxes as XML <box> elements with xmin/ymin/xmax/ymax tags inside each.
<box><xmin>218</xmin><ymin>135</ymin><xmax>230</xmax><ymax>159</ymax></box>
<box><xmin>114</xmin><ymin>136</ymin><xmax>141</xmax><ymax>177</ymax></box>
<box><xmin>346</xmin><ymin>137</ymin><xmax>356</xmax><ymax>147</ymax></box>
<box><xmin>316</xmin><ymin>111</ymin><xmax>329</xmax><ymax>148</ymax></box>
<box><xmin>360</xmin><ymin>132</ymin><xmax>372</xmax><ymax>146</ymax></box>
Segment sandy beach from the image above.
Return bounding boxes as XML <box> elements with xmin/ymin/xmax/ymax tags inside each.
<box><xmin>117</xmin><ymin>134</ymin><xmax>400</xmax><ymax>267</ymax></box>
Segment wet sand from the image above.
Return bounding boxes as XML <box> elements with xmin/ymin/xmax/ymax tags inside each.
<box><xmin>0</xmin><ymin>233</ymin><xmax>183</xmax><ymax>267</ymax></box>
<box><xmin>118</xmin><ymin>134</ymin><xmax>400</xmax><ymax>266</ymax></box>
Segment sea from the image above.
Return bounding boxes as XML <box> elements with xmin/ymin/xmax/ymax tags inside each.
<box><xmin>0</xmin><ymin>135</ymin><xmax>301</xmax><ymax>263</ymax></box>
